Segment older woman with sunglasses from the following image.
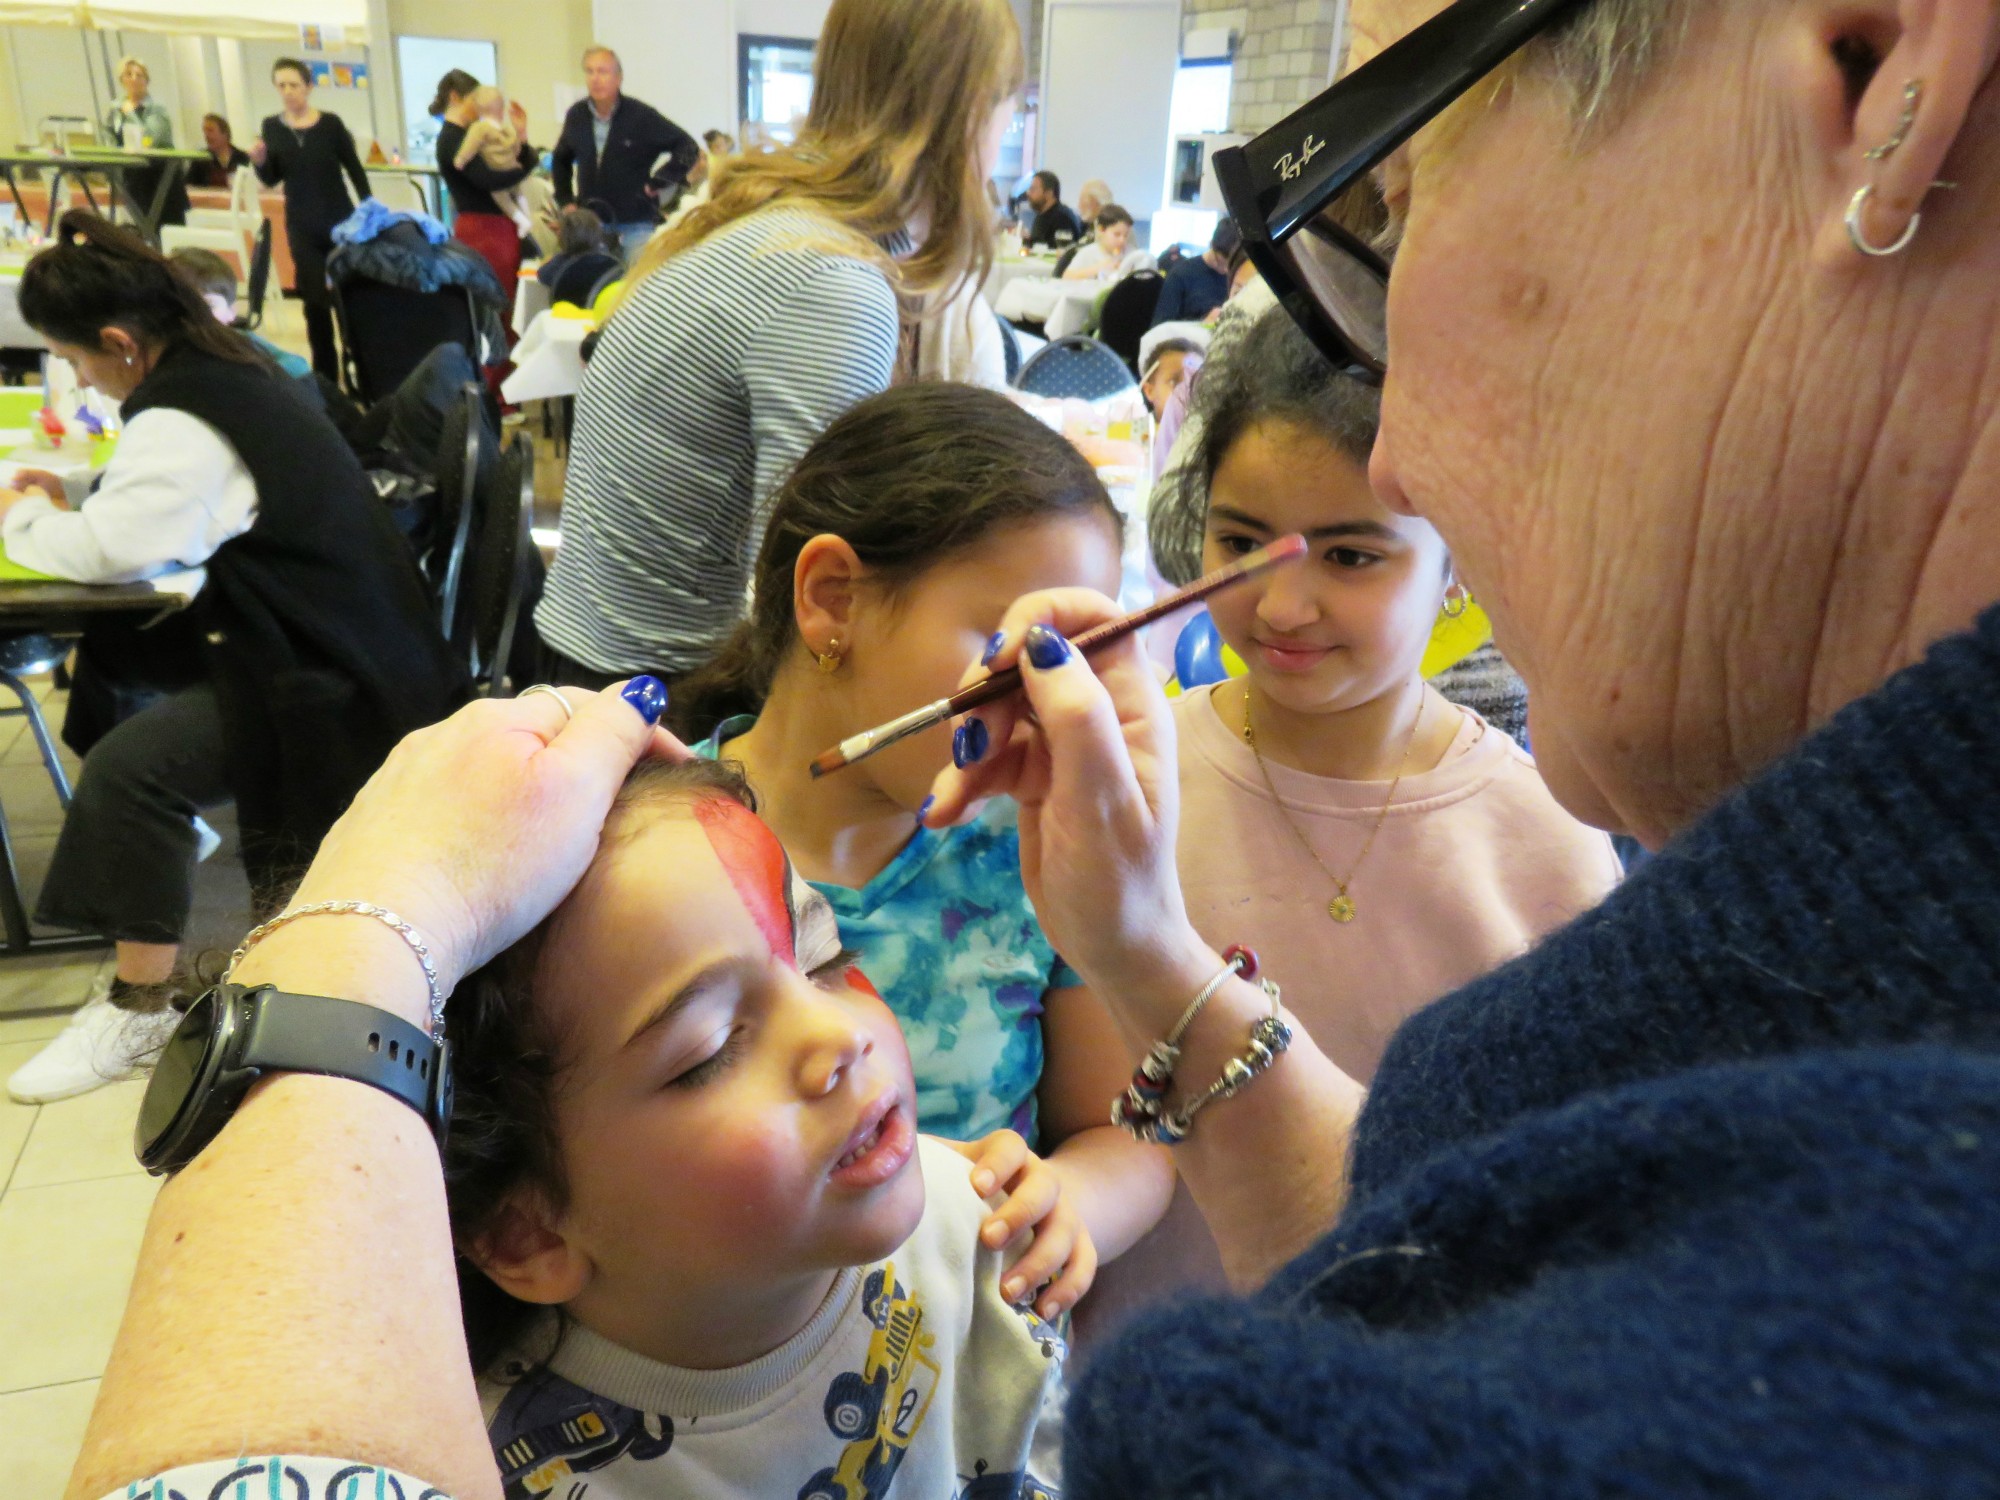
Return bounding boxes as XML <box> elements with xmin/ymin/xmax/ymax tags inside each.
<box><xmin>54</xmin><ymin>0</ymin><xmax>2000</xmax><ymax>1494</ymax></box>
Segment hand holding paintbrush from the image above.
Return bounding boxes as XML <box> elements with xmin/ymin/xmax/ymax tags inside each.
<box><xmin>809</xmin><ymin>534</ymin><xmax>1309</xmax><ymax>778</ymax></box>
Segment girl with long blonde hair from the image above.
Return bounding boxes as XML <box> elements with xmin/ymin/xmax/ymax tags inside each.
<box><xmin>533</xmin><ymin>0</ymin><xmax>1024</xmax><ymax>689</ymax></box>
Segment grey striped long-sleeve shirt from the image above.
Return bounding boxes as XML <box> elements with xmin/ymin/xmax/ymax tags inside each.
<box><xmin>534</xmin><ymin>206</ymin><xmax>900</xmax><ymax>675</ymax></box>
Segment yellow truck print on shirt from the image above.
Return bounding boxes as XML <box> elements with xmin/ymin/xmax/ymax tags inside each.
<box><xmin>797</xmin><ymin>1265</ymin><xmax>940</xmax><ymax>1500</ymax></box>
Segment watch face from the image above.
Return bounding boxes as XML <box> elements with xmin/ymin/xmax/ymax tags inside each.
<box><xmin>135</xmin><ymin>989</ymin><xmax>216</xmax><ymax>1158</ymax></box>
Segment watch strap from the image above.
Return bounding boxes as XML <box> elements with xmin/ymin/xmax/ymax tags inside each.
<box><xmin>234</xmin><ymin>987</ymin><xmax>444</xmax><ymax>1127</ymax></box>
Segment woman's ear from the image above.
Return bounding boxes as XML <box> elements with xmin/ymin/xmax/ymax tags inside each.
<box><xmin>462</xmin><ymin>1196</ymin><xmax>591</xmax><ymax>1307</ymax></box>
<box><xmin>792</xmin><ymin>534</ymin><xmax>865</xmax><ymax>663</ymax></box>
<box><xmin>1804</xmin><ymin>0</ymin><xmax>2000</xmax><ymax>263</ymax></box>
<box><xmin>98</xmin><ymin>326</ymin><xmax>139</xmax><ymax>363</ymax></box>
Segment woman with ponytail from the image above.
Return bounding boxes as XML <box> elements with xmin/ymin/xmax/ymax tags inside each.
<box><xmin>532</xmin><ymin>0</ymin><xmax>1025</xmax><ymax>689</ymax></box>
<box><xmin>1</xmin><ymin>213</ymin><xmax>462</xmax><ymax>1107</ymax></box>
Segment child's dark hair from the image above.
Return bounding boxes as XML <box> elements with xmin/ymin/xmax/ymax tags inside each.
<box><xmin>555</xmin><ymin>206</ymin><xmax>605</xmax><ymax>257</ymax></box>
<box><xmin>446</xmin><ymin>756</ymin><xmax>757</xmax><ymax>1374</ymax></box>
<box><xmin>672</xmin><ymin>382</ymin><xmax>1121</xmax><ymax>742</ymax></box>
<box><xmin>1148</xmin><ymin>306</ymin><xmax>1381</xmax><ymax>585</ymax></box>
<box><xmin>1094</xmin><ymin>203</ymin><xmax>1134</xmax><ymax>231</ymax></box>
<box><xmin>22</xmin><ymin>212</ymin><xmax>263</xmax><ymax>367</ymax></box>
<box><xmin>271</xmin><ymin>57</ymin><xmax>310</xmax><ymax>84</ymax></box>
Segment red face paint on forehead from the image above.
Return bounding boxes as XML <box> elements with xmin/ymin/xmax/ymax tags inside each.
<box><xmin>690</xmin><ymin>797</ymin><xmax>796</xmax><ymax>967</ymax></box>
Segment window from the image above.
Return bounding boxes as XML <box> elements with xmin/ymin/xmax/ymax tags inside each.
<box><xmin>738</xmin><ymin>34</ymin><xmax>815</xmax><ymax>148</ymax></box>
<box><xmin>396</xmin><ymin>35</ymin><xmax>498</xmax><ymax>165</ymax></box>
<box><xmin>1169</xmin><ymin>57</ymin><xmax>1233</xmax><ymax>136</ymax></box>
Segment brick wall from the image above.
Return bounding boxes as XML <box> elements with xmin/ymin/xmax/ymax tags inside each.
<box><xmin>1218</xmin><ymin>0</ymin><xmax>1340</xmax><ymax>133</ymax></box>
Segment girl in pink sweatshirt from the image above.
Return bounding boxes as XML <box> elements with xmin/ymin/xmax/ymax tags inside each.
<box><xmin>1093</xmin><ymin>307</ymin><xmax>1622</xmax><ymax>1325</ymax></box>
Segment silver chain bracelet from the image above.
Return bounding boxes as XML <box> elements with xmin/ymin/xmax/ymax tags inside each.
<box><xmin>227</xmin><ymin>901</ymin><xmax>445</xmax><ymax>1044</ymax></box>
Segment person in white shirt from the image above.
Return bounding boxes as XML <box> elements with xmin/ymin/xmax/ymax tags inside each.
<box><xmin>1</xmin><ymin>212</ymin><xmax>462</xmax><ymax>1107</ymax></box>
<box><xmin>448</xmin><ymin>757</ymin><xmax>1074</xmax><ymax>1499</ymax></box>
<box><xmin>1060</xmin><ymin>205</ymin><xmax>1139</xmax><ymax>281</ymax></box>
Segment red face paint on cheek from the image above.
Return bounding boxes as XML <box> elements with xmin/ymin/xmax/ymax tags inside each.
<box><xmin>690</xmin><ymin>798</ymin><xmax>796</xmax><ymax>967</ymax></box>
<box><xmin>844</xmin><ymin>965</ymin><xmax>880</xmax><ymax>1000</ymax></box>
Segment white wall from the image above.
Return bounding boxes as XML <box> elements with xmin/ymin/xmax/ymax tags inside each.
<box><xmin>1040</xmin><ymin>0</ymin><xmax>1178</xmax><ymax>221</ymax></box>
<box><xmin>592</xmin><ymin>0</ymin><xmax>735</xmax><ymax>137</ymax></box>
<box><xmin>735</xmin><ymin>0</ymin><xmax>828</xmax><ymax>41</ymax></box>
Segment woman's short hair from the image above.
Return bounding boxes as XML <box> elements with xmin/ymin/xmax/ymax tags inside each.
<box><xmin>201</xmin><ymin>112</ymin><xmax>232</xmax><ymax>140</ymax></box>
<box><xmin>116</xmin><ymin>55</ymin><xmax>149</xmax><ymax>85</ymax></box>
<box><xmin>1094</xmin><ymin>203</ymin><xmax>1134</xmax><ymax>231</ymax></box>
<box><xmin>555</xmin><ymin>207</ymin><xmax>605</xmax><ymax>257</ymax></box>
<box><xmin>271</xmin><ymin>57</ymin><xmax>310</xmax><ymax>85</ymax></box>
<box><xmin>428</xmin><ymin>68</ymin><xmax>480</xmax><ymax>118</ymax></box>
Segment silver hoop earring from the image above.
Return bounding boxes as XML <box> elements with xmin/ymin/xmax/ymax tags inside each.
<box><xmin>1845</xmin><ymin>184</ymin><xmax>1921</xmax><ymax>258</ymax></box>
<box><xmin>1864</xmin><ymin>78</ymin><xmax>1922</xmax><ymax>162</ymax></box>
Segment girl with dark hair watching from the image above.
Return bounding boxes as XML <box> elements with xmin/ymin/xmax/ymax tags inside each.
<box><xmin>0</xmin><ymin>213</ymin><xmax>463</xmax><ymax>1108</ymax></box>
<box><xmin>677</xmin><ymin>383</ymin><xmax>1175</xmax><ymax>1293</ymax></box>
<box><xmin>253</xmin><ymin>57</ymin><xmax>372</xmax><ymax>380</ymax></box>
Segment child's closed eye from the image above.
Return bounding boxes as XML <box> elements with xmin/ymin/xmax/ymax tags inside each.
<box><xmin>808</xmin><ymin>949</ymin><xmax>862</xmax><ymax>991</ymax></box>
<box><xmin>669</xmin><ymin>1026</ymin><xmax>749</xmax><ymax>1089</ymax></box>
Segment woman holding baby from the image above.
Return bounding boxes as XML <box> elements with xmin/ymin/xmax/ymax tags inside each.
<box><xmin>432</xmin><ymin>69</ymin><xmax>539</xmax><ymax>339</ymax></box>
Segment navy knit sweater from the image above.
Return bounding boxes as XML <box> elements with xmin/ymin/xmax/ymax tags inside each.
<box><xmin>1069</xmin><ymin>604</ymin><xmax>2000</xmax><ymax>1496</ymax></box>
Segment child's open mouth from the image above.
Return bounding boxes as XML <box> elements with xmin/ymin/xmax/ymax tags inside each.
<box><xmin>830</xmin><ymin>1097</ymin><xmax>914</xmax><ymax>1188</ymax></box>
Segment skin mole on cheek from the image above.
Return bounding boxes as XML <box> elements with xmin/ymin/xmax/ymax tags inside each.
<box><xmin>1497</xmin><ymin>267</ymin><xmax>1550</xmax><ymax>320</ymax></box>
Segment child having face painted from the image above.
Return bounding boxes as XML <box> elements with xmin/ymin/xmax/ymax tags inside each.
<box><xmin>448</xmin><ymin>757</ymin><xmax>1069</xmax><ymax>1500</ymax></box>
<box><xmin>675</xmin><ymin>383</ymin><xmax>1175</xmax><ymax>1295</ymax></box>
<box><xmin>1091</xmin><ymin>307</ymin><xmax>1622</xmax><ymax>1319</ymax></box>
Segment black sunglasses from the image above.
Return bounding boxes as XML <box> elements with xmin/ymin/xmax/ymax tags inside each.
<box><xmin>1213</xmin><ymin>0</ymin><xmax>1593</xmax><ymax>383</ymax></box>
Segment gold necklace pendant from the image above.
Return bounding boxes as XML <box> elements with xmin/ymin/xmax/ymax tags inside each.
<box><xmin>1328</xmin><ymin>893</ymin><xmax>1356</xmax><ymax>923</ymax></box>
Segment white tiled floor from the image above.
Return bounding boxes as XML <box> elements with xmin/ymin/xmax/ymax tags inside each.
<box><xmin>0</xmin><ymin>955</ymin><xmax>161</xmax><ymax>1496</ymax></box>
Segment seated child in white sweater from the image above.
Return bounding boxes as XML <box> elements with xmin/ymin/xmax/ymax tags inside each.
<box><xmin>456</xmin><ymin>86</ymin><xmax>534</xmax><ymax>234</ymax></box>
<box><xmin>447</xmin><ymin>757</ymin><xmax>1080</xmax><ymax>1500</ymax></box>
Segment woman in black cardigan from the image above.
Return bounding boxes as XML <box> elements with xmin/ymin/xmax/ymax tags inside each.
<box><xmin>252</xmin><ymin>57</ymin><xmax>372</xmax><ymax>379</ymax></box>
<box><xmin>0</xmin><ymin>214</ymin><xmax>463</xmax><ymax>1107</ymax></box>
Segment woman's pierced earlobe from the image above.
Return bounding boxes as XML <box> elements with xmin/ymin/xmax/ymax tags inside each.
<box><xmin>1863</xmin><ymin>78</ymin><xmax>1921</xmax><ymax>162</ymax></box>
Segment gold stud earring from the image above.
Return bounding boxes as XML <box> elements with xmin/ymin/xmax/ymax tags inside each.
<box><xmin>814</xmin><ymin>636</ymin><xmax>844</xmax><ymax>673</ymax></box>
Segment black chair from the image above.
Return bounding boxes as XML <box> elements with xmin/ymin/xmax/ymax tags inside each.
<box><xmin>456</xmin><ymin>435</ymin><xmax>538</xmax><ymax>695</ymax></box>
<box><xmin>1097</xmin><ymin>271</ymin><xmax>1164</xmax><ymax>372</ymax></box>
<box><xmin>1052</xmin><ymin>242</ymin><xmax>1084</xmax><ymax>278</ymax></box>
<box><xmin>427</xmin><ymin>382</ymin><xmax>489</xmax><ymax>633</ymax></box>
<box><xmin>333</xmin><ymin>279</ymin><xmax>480</xmax><ymax>405</ymax></box>
<box><xmin>1154</xmin><ymin>243</ymin><xmax>1190</xmax><ymax>275</ymax></box>
<box><xmin>243</xmin><ymin>219</ymin><xmax>275</xmax><ymax>329</ymax></box>
<box><xmin>0</xmin><ymin>633</ymin><xmax>80</xmax><ymax>953</ymax></box>
<box><xmin>997</xmin><ymin>317</ymin><xmax>1022</xmax><ymax>384</ymax></box>
<box><xmin>585</xmin><ymin>263</ymin><xmax>624</xmax><ymax>310</ymax></box>
<box><xmin>1013</xmin><ymin>334</ymin><xmax>1137</xmax><ymax>400</ymax></box>
<box><xmin>548</xmin><ymin>250</ymin><xmax>622</xmax><ymax>309</ymax></box>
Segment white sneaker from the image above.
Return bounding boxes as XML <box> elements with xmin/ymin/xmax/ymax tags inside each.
<box><xmin>193</xmin><ymin>815</ymin><xmax>222</xmax><ymax>863</ymax></box>
<box><xmin>6</xmin><ymin>980</ymin><xmax>183</xmax><ymax>1104</ymax></box>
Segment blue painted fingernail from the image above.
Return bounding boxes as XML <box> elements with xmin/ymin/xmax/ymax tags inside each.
<box><xmin>952</xmin><ymin>717</ymin><xmax>988</xmax><ymax>768</ymax></box>
<box><xmin>1024</xmin><ymin>624</ymin><xmax>1072</xmax><ymax>670</ymax></box>
<box><xmin>917</xmin><ymin>795</ymin><xmax>935</xmax><ymax>824</ymax></box>
<box><xmin>621</xmin><ymin>675</ymin><xmax>668</xmax><ymax>725</ymax></box>
<box><xmin>980</xmin><ymin>631</ymin><xmax>1005</xmax><ymax>666</ymax></box>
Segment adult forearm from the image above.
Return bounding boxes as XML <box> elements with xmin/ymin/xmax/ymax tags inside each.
<box><xmin>66</xmin><ymin>921</ymin><xmax>500</xmax><ymax>1500</ymax></box>
<box><xmin>1090</xmin><ymin>940</ymin><xmax>1363</xmax><ymax>1291</ymax></box>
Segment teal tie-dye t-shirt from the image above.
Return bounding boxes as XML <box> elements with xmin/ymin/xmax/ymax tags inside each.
<box><xmin>699</xmin><ymin>718</ymin><xmax>1077</xmax><ymax>1144</ymax></box>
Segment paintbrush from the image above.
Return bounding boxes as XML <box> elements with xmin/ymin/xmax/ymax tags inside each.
<box><xmin>808</xmin><ymin>532</ymin><xmax>1309</xmax><ymax>779</ymax></box>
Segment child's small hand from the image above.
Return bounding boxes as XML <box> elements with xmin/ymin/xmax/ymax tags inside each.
<box><xmin>948</xmin><ymin>1130</ymin><xmax>1098</xmax><ymax>1319</ymax></box>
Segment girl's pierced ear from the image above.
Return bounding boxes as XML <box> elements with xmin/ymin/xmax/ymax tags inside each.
<box><xmin>814</xmin><ymin>635</ymin><xmax>845</xmax><ymax>674</ymax></box>
<box><xmin>1442</xmin><ymin>582</ymin><xmax>1472</xmax><ymax>619</ymax></box>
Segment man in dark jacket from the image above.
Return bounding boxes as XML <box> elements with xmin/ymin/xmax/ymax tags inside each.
<box><xmin>550</xmin><ymin>46</ymin><xmax>701</xmax><ymax>263</ymax></box>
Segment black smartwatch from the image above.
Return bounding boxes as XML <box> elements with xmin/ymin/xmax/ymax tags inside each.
<box><xmin>136</xmin><ymin>983</ymin><xmax>453</xmax><ymax>1175</ymax></box>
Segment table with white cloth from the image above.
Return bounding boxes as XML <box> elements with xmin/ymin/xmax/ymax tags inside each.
<box><xmin>983</xmin><ymin>253</ymin><xmax>1056</xmax><ymax>308</ymax></box>
<box><xmin>501</xmin><ymin>311</ymin><xmax>592</xmax><ymax>404</ymax></box>
<box><xmin>514</xmin><ymin>269</ymin><xmax>552</xmax><ymax>333</ymax></box>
